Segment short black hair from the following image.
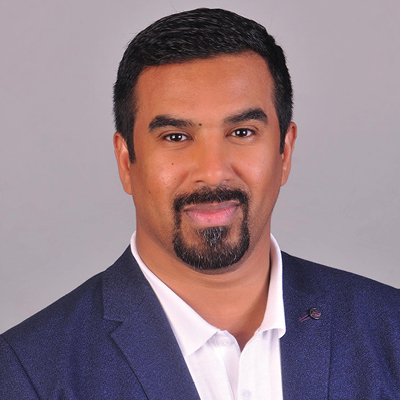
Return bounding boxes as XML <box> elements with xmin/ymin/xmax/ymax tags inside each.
<box><xmin>113</xmin><ymin>8</ymin><xmax>293</xmax><ymax>161</ymax></box>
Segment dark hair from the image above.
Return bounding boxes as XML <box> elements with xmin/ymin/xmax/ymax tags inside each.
<box><xmin>114</xmin><ymin>8</ymin><xmax>293</xmax><ymax>161</ymax></box>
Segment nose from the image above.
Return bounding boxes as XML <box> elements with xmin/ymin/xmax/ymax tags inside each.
<box><xmin>190</xmin><ymin>137</ymin><xmax>235</xmax><ymax>187</ymax></box>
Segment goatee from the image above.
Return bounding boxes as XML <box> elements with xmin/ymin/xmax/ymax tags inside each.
<box><xmin>172</xmin><ymin>186</ymin><xmax>250</xmax><ymax>271</ymax></box>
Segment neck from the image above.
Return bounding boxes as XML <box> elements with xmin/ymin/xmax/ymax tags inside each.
<box><xmin>136</xmin><ymin>228</ymin><xmax>272</xmax><ymax>350</ymax></box>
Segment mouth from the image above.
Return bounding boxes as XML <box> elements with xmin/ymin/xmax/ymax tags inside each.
<box><xmin>183</xmin><ymin>201</ymin><xmax>240</xmax><ymax>228</ymax></box>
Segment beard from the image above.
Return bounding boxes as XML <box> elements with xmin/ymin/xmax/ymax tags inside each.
<box><xmin>172</xmin><ymin>186</ymin><xmax>250</xmax><ymax>271</ymax></box>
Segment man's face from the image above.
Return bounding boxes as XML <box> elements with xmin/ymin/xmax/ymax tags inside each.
<box><xmin>115</xmin><ymin>52</ymin><xmax>296</xmax><ymax>272</ymax></box>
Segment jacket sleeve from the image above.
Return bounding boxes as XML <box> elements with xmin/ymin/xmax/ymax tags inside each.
<box><xmin>0</xmin><ymin>335</ymin><xmax>40</xmax><ymax>399</ymax></box>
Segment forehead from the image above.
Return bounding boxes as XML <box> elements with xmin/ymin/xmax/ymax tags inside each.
<box><xmin>134</xmin><ymin>52</ymin><xmax>276</xmax><ymax>121</ymax></box>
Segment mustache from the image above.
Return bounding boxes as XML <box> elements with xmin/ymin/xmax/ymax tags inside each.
<box><xmin>173</xmin><ymin>186</ymin><xmax>249</xmax><ymax>213</ymax></box>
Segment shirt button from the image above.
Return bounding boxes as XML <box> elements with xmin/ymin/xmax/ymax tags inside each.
<box><xmin>241</xmin><ymin>389</ymin><xmax>252</xmax><ymax>399</ymax></box>
<box><xmin>221</xmin><ymin>338</ymin><xmax>231</xmax><ymax>346</ymax></box>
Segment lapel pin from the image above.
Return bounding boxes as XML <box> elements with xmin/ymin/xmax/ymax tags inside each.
<box><xmin>299</xmin><ymin>307</ymin><xmax>322</xmax><ymax>322</ymax></box>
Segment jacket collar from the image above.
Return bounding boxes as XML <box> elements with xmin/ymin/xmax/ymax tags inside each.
<box><xmin>280</xmin><ymin>252</ymin><xmax>332</xmax><ymax>400</ymax></box>
<box><xmin>102</xmin><ymin>247</ymin><xmax>200</xmax><ymax>400</ymax></box>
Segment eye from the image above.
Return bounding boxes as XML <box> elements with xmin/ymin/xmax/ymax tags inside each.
<box><xmin>164</xmin><ymin>133</ymin><xmax>188</xmax><ymax>142</ymax></box>
<box><xmin>231</xmin><ymin>128</ymin><xmax>255</xmax><ymax>138</ymax></box>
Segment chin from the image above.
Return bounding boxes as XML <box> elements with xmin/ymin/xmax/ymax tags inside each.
<box><xmin>173</xmin><ymin>221</ymin><xmax>250</xmax><ymax>272</ymax></box>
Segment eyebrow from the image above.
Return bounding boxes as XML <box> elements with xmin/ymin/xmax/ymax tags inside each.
<box><xmin>148</xmin><ymin>115</ymin><xmax>194</xmax><ymax>132</ymax></box>
<box><xmin>148</xmin><ymin>108</ymin><xmax>268</xmax><ymax>132</ymax></box>
<box><xmin>224</xmin><ymin>108</ymin><xmax>268</xmax><ymax>125</ymax></box>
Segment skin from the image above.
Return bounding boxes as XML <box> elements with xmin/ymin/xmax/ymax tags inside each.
<box><xmin>114</xmin><ymin>51</ymin><xmax>297</xmax><ymax>349</ymax></box>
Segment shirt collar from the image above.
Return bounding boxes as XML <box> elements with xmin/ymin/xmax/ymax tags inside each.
<box><xmin>257</xmin><ymin>234</ymin><xmax>286</xmax><ymax>338</ymax></box>
<box><xmin>130</xmin><ymin>232</ymin><xmax>285</xmax><ymax>356</ymax></box>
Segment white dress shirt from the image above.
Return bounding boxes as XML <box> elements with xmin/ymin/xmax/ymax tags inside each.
<box><xmin>130</xmin><ymin>232</ymin><xmax>285</xmax><ymax>400</ymax></box>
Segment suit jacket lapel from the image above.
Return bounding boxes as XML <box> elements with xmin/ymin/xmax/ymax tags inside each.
<box><xmin>102</xmin><ymin>248</ymin><xmax>200</xmax><ymax>400</ymax></box>
<box><xmin>280</xmin><ymin>252</ymin><xmax>331</xmax><ymax>400</ymax></box>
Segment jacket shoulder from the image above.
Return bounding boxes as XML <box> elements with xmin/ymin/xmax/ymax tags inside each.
<box><xmin>0</xmin><ymin>248</ymin><xmax>152</xmax><ymax>398</ymax></box>
<box><xmin>2</xmin><ymin>249</ymin><xmax>134</xmax><ymax>358</ymax></box>
<box><xmin>1</xmin><ymin>247</ymin><xmax>139</xmax><ymax>343</ymax></box>
<box><xmin>282</xmin><ymin>251</ymin><xmax>400</xmax><ymax>300</ymax></box>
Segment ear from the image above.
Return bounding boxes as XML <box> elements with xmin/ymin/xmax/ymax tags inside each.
<box><xmin>281</xmin><ymin>122</ymin><xmax>297</xmax><ymax>186</ymax></box>
<box><xmin>113</xmin><ymin>132</ymin><xmax>133</xmax><ymax>195</ymax></box>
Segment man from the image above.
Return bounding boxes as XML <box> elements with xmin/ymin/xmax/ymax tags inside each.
<box><xmin>1</xmin><ymin>8</ymin><xmax>399</xmax><ymax>400</ymax></box>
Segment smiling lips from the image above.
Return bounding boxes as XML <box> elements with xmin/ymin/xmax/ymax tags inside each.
<box><xmin>183</xmin><ymin>201</ymin><xmax>240</xmax><ymax>227</ymax></box>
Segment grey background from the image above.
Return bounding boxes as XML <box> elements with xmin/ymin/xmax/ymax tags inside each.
<box><xmin>1</xmin><ymin>0</ymin><xmax>399</xmax><ymax>333</ymax></box>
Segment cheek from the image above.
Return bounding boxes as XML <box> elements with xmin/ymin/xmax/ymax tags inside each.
<box><xmin>243</xmin><ymin>152</ymin><xmax>283</xmax><ymax>213</ymax></box>
<box><xmin>130</xmin><ymin>160</ymin><xmax>184</xmax><ymax>210</ymax></box>
<box><xmin>241</xmin><ymin>151</ymin><xmax>282</xmax><ymax>189</ymax></box>
<box><xmin>152</xmin><ymin>163</ymin><xmax>185</xmax><ymax>197</ymax></box>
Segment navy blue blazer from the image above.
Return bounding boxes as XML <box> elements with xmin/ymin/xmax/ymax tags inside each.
<box><xmin>1</xmin><ymin>248</ymin><xmax>400</xmax><ymax>399</ymax></box>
